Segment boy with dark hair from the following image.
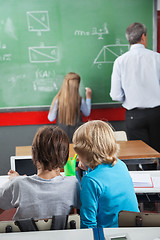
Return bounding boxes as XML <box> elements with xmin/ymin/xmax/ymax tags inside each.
<box><xmin>0</xmin><ymin>125</ymin><xmax>80</xmax><ymax>220</ymax></box>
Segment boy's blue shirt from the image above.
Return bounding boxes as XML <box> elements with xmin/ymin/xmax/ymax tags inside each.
<box><xmin>80</xmin><ymin>159</ymin><xmax>139</xmax><ymax>228</ymax></box>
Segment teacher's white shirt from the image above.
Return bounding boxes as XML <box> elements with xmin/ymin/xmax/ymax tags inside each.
<box><xmin>110</xmin><ymin>44</ymin><xmax>160</xmax><ymax>110</ymax></box>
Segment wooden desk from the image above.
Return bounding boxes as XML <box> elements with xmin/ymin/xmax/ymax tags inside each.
<box><xmin>16</xmin><ymin>144</ymin><xmax>75</xmax><ymax>158</ymax></box>
<box><xmin>70</xmin><ymin>140</ymin><xmax>160</xmax><ymax>165</ymax></box>
<box><xmin>119</xmin><ymin>140</ymin><xmax>160</xmax><ymax>159</ymax></box>
<box><xmin>16</xmin><ymin>140</ymin><xmax>160</xmax><ymax>165</ymax></box>
<box><xmin>118</xmin><ymin>140</ymin><xmax>160</xmax><ymax>165</ymax></box>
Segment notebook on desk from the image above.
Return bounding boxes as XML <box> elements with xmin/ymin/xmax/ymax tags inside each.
<box><xmin>10</xmin><ymin>156</ymin><xmax>37</xmax><ymax>176</ymax></box>
<box><xmin>130</xmin><ymin>172</ymin><xmax>153</xmax><ymax>188</ymax></box>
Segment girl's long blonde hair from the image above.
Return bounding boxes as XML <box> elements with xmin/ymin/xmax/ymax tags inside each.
<box><xmin>50</xmin><ymin>72</ymin><xmax>81</xmax><ymax>125</ymax></box>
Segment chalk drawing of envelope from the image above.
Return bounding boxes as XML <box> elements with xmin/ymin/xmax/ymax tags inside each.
<box><xmin>94</xmin><ymin>44</ymin><xmax>129</xmax><ymax>64</ymax></box>
<box><xmin>26</xmin><ymin>11</ymin><xmax>50</xmax><ymax>31</ymax></box>
<box><xmin>29</xmin><ymin>46</ymin><xmax>59</xmax><ymax>63</ymax></box>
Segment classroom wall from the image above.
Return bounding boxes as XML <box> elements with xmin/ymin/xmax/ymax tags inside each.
<box><xmin>158</xmin><ymin>0</ymin><xmax>160</xmax><ymax>10</ymax></box>
<box><xmin>0</xmin><ymin>125</ymin><xmax>43</xmax><ymax>175</ymax></box>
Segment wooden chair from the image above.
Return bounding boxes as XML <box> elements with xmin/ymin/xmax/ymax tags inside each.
<box><xmin>114</xmin><ymin>131</ymin><xmax>128</xmax><ymax>141</ymax></box>
<box><xmin>0</xmin><ymin>214</ymin><xmax>80</xmax><ymax>233</ymax></box>
<box><xmin>119</xmin><ymin>210</ymin><xmax>160</xmax><ymax>227</ymax></box>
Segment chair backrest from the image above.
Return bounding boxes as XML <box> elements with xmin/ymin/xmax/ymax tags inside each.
<box><xmin>119</xmin><ymin>210</ymin><xmax>160</xmax><ymax>227</ymax></box>
<box><xmin>16</xmin><ymin>146</ymin><xmax>32</xmax><ymax>156</ymax></box>
<box><xmin>114</xmin><ymin>131</ymin><xmax>128</xmax><ymax>141</ymax></box>
<box><xmin>0</xmin><ymin>214</ymin><xmax>80</xmax><ymax>233</ymax></box>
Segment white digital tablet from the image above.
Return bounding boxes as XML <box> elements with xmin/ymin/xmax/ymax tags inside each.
<box><xmin>10</xmin><ymin>156</ymin><xmax>37</xmax><ymax>176</ymax></box>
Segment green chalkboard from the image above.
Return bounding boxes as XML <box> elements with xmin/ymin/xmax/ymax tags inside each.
<box><xmin>0</xmin><ymin>0</ymin><xmax>154</xmax><ymax>108</ymax></box>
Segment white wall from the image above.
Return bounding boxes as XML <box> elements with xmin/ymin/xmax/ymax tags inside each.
<box><xmin>158</xmin><ymin>0</ymin><xmax>160</xmax><ymax>10</ymax></box>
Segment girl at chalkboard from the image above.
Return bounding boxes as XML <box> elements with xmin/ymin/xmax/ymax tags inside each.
<box><xmin>48</xmin><ymin>72</ymin><xmax>92</xmax><ymax>142</ymax></box>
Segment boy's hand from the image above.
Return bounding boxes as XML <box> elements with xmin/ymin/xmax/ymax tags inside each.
<box><xmin>8</xmin><ymin>170</ymin><xmax>19</xmax><ymax>179</ymax></box>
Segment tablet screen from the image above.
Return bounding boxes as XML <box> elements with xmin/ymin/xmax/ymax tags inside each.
<box><xmin>15</xmin><ymin>158</ymin><xmax>37</xmax><ymax>176</ymax></box>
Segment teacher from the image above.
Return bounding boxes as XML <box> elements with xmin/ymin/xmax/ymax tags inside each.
<box><xmin>110</xmin><ymin>22</ymin><xmax>160</xmax><ymax>154</ymax></box>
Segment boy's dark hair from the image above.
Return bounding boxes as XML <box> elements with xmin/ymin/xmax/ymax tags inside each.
<box><xmin>32</xmin><ymin>125</ymin><xmax>69</xmax><ymax>170</ymax></box>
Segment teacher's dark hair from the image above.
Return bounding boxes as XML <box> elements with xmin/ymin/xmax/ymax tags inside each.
<box><xmin>126</xmin><ymin>22</ymin><xmax>147</xmax><ymax>45</ymax></box>
<box><xmin>32</xmin><ymin>125</ymin><xmax>69</xmax><ymax>170</ymax></box>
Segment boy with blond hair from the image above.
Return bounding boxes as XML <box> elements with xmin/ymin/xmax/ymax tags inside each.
<box><xmin>73</xmin><ymin>120</ymin><xmax>139</xmax><ymax>228</ymax></box>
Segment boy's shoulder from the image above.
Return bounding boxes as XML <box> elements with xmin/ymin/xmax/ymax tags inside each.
<box><xmin>11</xmin><ymin>175</ymin><xmax>32</xmax><ymax>183</ymax></box>
<box><xmin>10</xmin><ymin>175</ymin><xmax>80</xmax><ymax>192</ymax></box>
<box><xmin>63</xmin><ymin>175</ymin><xmax>79</xmax><ymax>183</ymax></box>
<box><xmin>60</xmin><ymin>176</ymin><xmax>80</xmax><ymax>193</ymax></box>
<box><xmin>83</xmin><ymin>160</ymin><xmax>127</xmax><ymax>179</ymax></box>
<box><xmin>5</xmin><ymin>175</ymin><xmax>30</xmax><ymax>191</ymax></box>
<box><xmin>81</xmin><ymin>164</ymin><xmax>107</xmax><ymax>184</ymax></box>
<box><xmin>60</xmin><ymin>176</ymin><xmax>80</xmax><ymax>187</ymax></box>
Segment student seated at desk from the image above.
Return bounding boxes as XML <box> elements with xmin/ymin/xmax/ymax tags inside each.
<box><xmin>73</xmin><ymin>120</ymin><xmax>139</xmax><ymax>228</ymax></box>
<box><xmin>0</xmin><ymin>126</ymin><xmax>80</xmax><ymax>220</ymax></box>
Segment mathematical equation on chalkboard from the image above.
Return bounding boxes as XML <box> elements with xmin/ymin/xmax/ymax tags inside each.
<box><xmin>0</xmin><ymin>9</ymin><xmax>129</xmax><ymax>93</ymax></box>
<box><xmin>74</xmin><ymin>23</ymin><xmax>109</xmax><ymax>40</ymax></box>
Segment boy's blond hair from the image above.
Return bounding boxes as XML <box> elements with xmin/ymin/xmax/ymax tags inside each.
<box><xmin>73</xmin><ymin>120</ymin><xmax>119</xmax><ymax>169</ymax></box>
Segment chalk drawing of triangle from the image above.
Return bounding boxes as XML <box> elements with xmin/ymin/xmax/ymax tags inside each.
<box><xmin>27</xmin><ymin>11</ymin><xmax>50</xmax><ymax>31</ymax></box>
<box><xmin>94</xmin><ymin>44</ymin><xmax>129</xmax><ymax>64</ymax></box>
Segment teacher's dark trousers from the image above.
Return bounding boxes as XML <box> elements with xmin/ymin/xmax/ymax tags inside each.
<box><xmin>125</xmin><ymin>106</ymin><xmax>160</xmax><ymax>153</ymax></box>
